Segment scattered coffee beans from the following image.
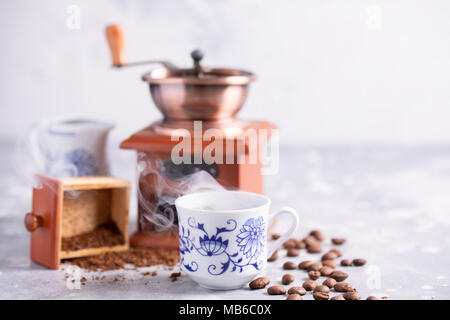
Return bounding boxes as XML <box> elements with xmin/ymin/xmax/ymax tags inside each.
<box><xmin>287</xmin><ymin>248</ymin><xmax>300</xmax><ymax>257</ymax></box>
<box><xmin>319</xmin><ymin>266</ymin><xmax>333</xmax><ymax>276</ymax></box>
<box><xmin>331</xmin><ymin>238</ymin><xmax>346</xmax><ymax>245</ymax></box>
<box><xmin>310</xmin><ymin>230</ymin><xmax>325</xmax><ymax>241</ymax></box>
<box><xmin>321</xmin><ymin>252</ymin><xmax>338</xmax><ymax>261</ymax></box>
<box><xmin>268</xmin><ymin>250</ymin><xmax>278</xmax><ymax>262</ymax></box>
<box><xmin>271</xmin><ymin>233</ymin><xmax>281</xmax><ymax>240</ymax></box>
<box><xmin>330</xmin><ymin>270</ymin><xmax>348</xmax><ymax>282</ymax></box>
<box><xmin>301</xmin><ymin>237</ymin><xmax>315</xmax><ymax>246</ymax></box>
<box><xmin>313</xmin><ymin>285</ymin><xmax>330</xmax><ymax>294</ymax></box>
<box><xmin>308</xmin><ymin>270</ymin><xmax>321</xmax><ymax>280</ymax></box>
<box><xmin>282</xmin><ymin>274</ymin><xmax>295</xmax><ymax>285</ymax></box>
<box><xmin>286</xmin><ymin>293</ymin><xmax>303</xmax><ymax>300</ymax></box>
<box><xmin>288</xmin><ymin>286</ymin><xmax>306</xmax><ymax>296</ymax></box>
<box><xmin>352</xmin><ymin>258</ymin><xmax>366</xmax><ymax>266</ymax></box>
<box><xmin>302</xmin><ymin>280</ymin><xmax>318</xmax><ymax>291</ymax></box>
<box><xmin>283</xmin><ymin>239</ymin><xmax>297</xmax><ymax>249</ymax></box>
<box><xmin>313</xmin><ymin>292</ymin><xmax>329</xmax><ymax>300</ymax></box>
<box><xmin>328</xmin><ymin>248</ymin><xmax>342</xmax><ymax>257</ymax></box>
<box><xmin>343</xmin><ymin>291</ymin><xmax>361</xmax><ymax>300</ymax></box>
<box><xmin>323</xmin><ymin>278</ymin><xmax>337</xmax><ymax>288</ymax></box>
<box><xmin>298</xmin><ymin>260</ymin><xmax>313</xmax><ymax>270</ymax></box>
<box><xmin>330</xmin><ymin>295</ymin><xmax>345</xmax><ymax>300</ymax></box>
<box><xmin>306</xmin><ymin>243</ymin><xmax>322</xmax><ymax>254</ymax></box>
<box><xmin>283</xmin><ymin>261</ymin><xmax>297</xmax><ymax>270</ymax></box>
<box><xmin>307</xmin><ymin>262</ymin><xmax>321</xmax><ymax>272</ymax></box>
<box><xmin>367</xmin><ymin>296</ymin><xmax>378</xmax><ymax>300</ymax></box>
<box><xmin>267</xmin><ymin>285</ymin><xmax>286</xmax><ymax>295</ymax></box>
<box><xmin>334</xmin><ymin>282</ymin><xmax>353</xmax><ymax>292</ymax></box>
<box><xmin>340</xmin><ymin>259</ymin><xmax>352</xmax><ymax>266</ymax></box>
<box><xmin>322</xmin><ymin>260</ymin><xmax>337</xmax><ymax>269</ymax></box>
<box><xmin>295</xmin><ymin>240</ymin><xmax>306</xmax><ymax>249</ymax></box>
<box><xmin>249</xmin><ymin>277</ymin><xmax>270</xmax><ymax>289</ymax></box>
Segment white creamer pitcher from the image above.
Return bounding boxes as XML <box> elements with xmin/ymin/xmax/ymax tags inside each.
<box><xmin>30</xmin><ymin>119</ymin><xmax>114</xmax><ymax>178</ymax></box>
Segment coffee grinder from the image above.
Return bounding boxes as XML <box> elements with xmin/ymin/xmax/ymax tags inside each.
<box><xmin>106</xmin><ymin>24</ymin><xmax>276</xmax><ymax>249</ymax></box>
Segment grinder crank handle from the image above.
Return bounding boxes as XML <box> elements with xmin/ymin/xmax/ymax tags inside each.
<box><xmin>105</xmin><ymin>24</ymin><xmax>127</xmax><ymax>67</ymax></box>
<box><xmin>105</xmin><ymin>24</ymin><xmax>179</xmax><ymax>70</ymax></box>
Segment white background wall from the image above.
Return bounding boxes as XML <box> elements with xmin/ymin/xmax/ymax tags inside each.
<box><xmin>1</xmin><ymin>0</ymin><xmax>450</xmax><ymax>145</ymax></box>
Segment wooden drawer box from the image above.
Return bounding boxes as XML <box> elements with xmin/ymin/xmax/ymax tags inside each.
<box><xmin>25</xmin><ymin>174</ymin><xmax>130</xmax><ymax>269</ymax></box>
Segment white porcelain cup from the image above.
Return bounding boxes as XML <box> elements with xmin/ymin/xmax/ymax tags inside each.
<box><xmin>175</xmin><ymin>190</ymin><xmax>299</xmax><ymax>290</ymax></box>
<box><xmin>29</xmin><ymin>119</ymin><xmax>114</xmax><ymax>178</ymax></box>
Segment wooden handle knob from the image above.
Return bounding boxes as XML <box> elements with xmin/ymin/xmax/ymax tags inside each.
<box><xmin>25</xmin><ymin>213</ymin><xmax>43</xmax><ymax>232</ymax></box>
<box><xmin>105</xmin><ymin>24</ymin><xmax>127</xmax><ymax>67</ymax></box>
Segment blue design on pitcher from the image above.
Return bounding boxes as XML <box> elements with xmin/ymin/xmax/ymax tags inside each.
<box><xmin>236</xmin><ymin>216</ymin><xmax>266</xmax><ymax>259</ymax></box>
<box><xmin>64</xmin><ymin>148</ymin><xmax>98</xmax><ymax>176</ymax></box>
<box><xmin>178</xmin><ymin>216</ymin><xmax>265</xmax><ymax>276</ymax></box>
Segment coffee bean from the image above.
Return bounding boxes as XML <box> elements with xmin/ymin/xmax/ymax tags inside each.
<box><xmin>308</xmin><ymin>270</ymin><xmax>321</xmax><ymax>280</ymax></box>
<box><xmin>313</xmin><ymin>285</ymin><xmax>330</xmax><ymax>293</ymax></box>
<box><xmin>307</xmin><ymin>263</ymin><xmax>321</xmax><ymax>272</ymax></box>
<box><xmin>331</xmin><ymin>238</ymin><xmax>346</xmax><ymax>245</ymax></box>
<box><xmin>330</xmin><ymin>295</ymin><xmax>345</xmax><ymax>300</ymax></box>
<box><xmin>319</xmin><ymin>266</ymin><xmax>333</xmax><ymax>276</ymax></box>
<box><xmin>282</xmin><ymin>274</ymin><xmax>295</xmax><ymax>285</ymax></box>
<box><xmin>267</xmin><ymin>250</ymin><xmax>278</xmax><ymax>262</ymax></box>
<box><xmin>313</xmin><ymin>292</ymin><xmax>329</xmax><ymax>300</ymax></box>
<box><xmin>283</xmin><ymin>261</ymin><xmax>297</xmax><ymax>270</ymax></box>
<box><xmin>295</xmin><ymin>240</ymin><xmax>306</xmax><ymax>249</ymax></box>
<box><xmin>330</xmin><ymin>270</ymin><xmax>348</xmax><ymax>282</ymax></box>
<box><xmin>340</xmin><ymin>259</ymin><xmax>352</xmax><ymax>266</ymax></box>
<box><xmin>298</xmin><ymin>260</ymin><xmax>313</xmax><ymax>270</ymax></box>
<box><xmin>288</xmin><ymin>286</ymin><xmax>306</xmax><ymax>296</ymax></box>
<box><xmin>267</xmin><ymin>285</ymin><xmax>286</xmax><ymax>295</ymax></box>
<box><xmin>306</xmin><ymin>243</ymin><xmax>322</xmax><ymax>254</ymax></box>
<box><xmin>249</xmin><ymin>277</ymin><xmax>270</xmax><ymax>289</ymax></box>
<box><xmin>271</xmin><ymin>233</ymin><xmax>281</xmax><ymax>240</ymax></box>
<box><xmin>343</xmin><ymin>291</ymin><xmax>361</xmax><ymax>300</ymax></box>
<box><xmin>352</xmin><ymin>258</ymin><xmax>366</xmax><ymax>266</ymax></box>
<box><xmin>302</xmin><ymin>280</ymin><xmax>317</xmax><ymax>291</ymax></box>
<box><xmin>334</xmin><ymin>282</ymin><xmax>353</xmax><ymax>292</ymax></box>
<box><xmin>301</xmin><ymin>236</ymin><xmax>314</xmax><ymax>245</ymax></box>
<box><xmin>322</xmin><ymin>260</ymin><xmax>337</xmax><ymax>269</ymax></box>
<box><xmin>321</xmin><ymin>252</ymin><xmax>338</xmax><ymax>261</ymax></box>
<box><xmin>286</xmin><ymin>293</ymin><xmax>303</xmax><ymax>300</ymax></box>
<box><xmin>287</xmin><ymin>248</ymin><xmax>300</xmax><ymax>257</ymax></box>
<box><xmin>328</xmin><ymin>249</ymin><xmax>342</xmax><ymax>257</ymax></box>
<box><xmin>310</xmin><ymin>230</ymin><xmax>325</xmax><ymax>241</ymax></box>
<box><xmin>323</xmin><ymin>278</ymin><xmax>337</xmax><ymax>288</ymax></box>
<box><xmin>367</xmin><ymin>296</ymin><xmax>378</xmax><ymax>300</ymax></box>
<box><xmin>283</xmin><ymin>239</ymin><xmax>297</xmax><ymax>249</ymax></box>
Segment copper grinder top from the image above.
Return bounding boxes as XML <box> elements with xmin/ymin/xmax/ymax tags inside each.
<box><xmin>142</xmin><ymin>50</ymin><xmax>256</xmax><ymax>86</ymax></box>
<box><xmin>141</xmin><ymin>50</ymin><xmax>257</xmax><ymax>122</ymax></box>
<box><xmin>105</xmin><ymin>24</ymin><xmax>256</xmax><ymax>121</ymax></box>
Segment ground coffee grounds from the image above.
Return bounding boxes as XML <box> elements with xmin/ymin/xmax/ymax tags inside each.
<box><xmin>64</xmin><ymin>247</ymin><xmax>179</xmax><ymax>271</ymax></box>
<box><xmin>61</xmin><ymin>221</ymin><xmax>125</xmax><ymax>251</ymax></box>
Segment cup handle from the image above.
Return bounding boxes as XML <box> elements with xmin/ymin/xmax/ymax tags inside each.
<box><xmin>267</xmin><ymin>206</ymin><xmax>299</xmax><ymax>258</ymax></box>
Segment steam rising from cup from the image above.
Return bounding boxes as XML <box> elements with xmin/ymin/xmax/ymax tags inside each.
<box><xmin>136</xmin><ymin>152</ymin><xmax>226</xmax><ymax>232</ymax></box>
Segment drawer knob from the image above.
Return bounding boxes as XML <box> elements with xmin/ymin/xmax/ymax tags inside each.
<box><xmin>25</xmin><ymin>213</ymin><xmax>43</xmax><ymax>232</ymax></box>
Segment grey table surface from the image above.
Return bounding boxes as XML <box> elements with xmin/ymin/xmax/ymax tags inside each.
<box><xmin>1</xmin><ymin>143</ymin><xmax>449</xmax><ymax>300</ymax></box>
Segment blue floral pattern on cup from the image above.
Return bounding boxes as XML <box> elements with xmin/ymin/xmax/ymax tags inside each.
<box><xmin>179</xmin><ymin>216</ymin><xmax>265</xmax><ymax>276</ymax></box>
<box><xmin>236</xmin><ymin>216</ymin><xmax>266</xmax><ymax>259</ymax></box>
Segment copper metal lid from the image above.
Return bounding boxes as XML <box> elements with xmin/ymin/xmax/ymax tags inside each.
<box><xmin>141</xmin><ymin>50</ymin><xmax>256</xmax><ymax>85</ymax></box>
